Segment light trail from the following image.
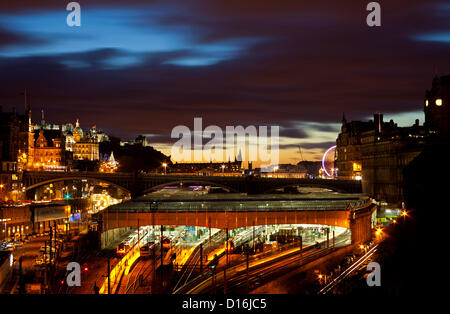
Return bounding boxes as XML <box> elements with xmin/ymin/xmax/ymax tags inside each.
<box><xmin>318</xmin><ymin>243</ymin><xmax>378</xmax><ymax>294</ymax></box>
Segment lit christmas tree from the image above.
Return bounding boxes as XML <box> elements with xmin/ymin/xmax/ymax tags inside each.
<box><xmin>100</xmin><ymin>151</ymin><xmax>119</xmax><ymax>173</ymax></box>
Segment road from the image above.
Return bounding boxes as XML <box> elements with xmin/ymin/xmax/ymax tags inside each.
<box><xmin>1</xmin><ymin>234</ymin><xmax>59</xmax><ymax>293</ymax></box>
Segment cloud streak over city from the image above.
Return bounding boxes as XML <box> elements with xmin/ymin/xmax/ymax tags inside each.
<box><xmin>0</xmin><ymin>0</ymin><xmax>449</xmax><ymax>162</ymax></box>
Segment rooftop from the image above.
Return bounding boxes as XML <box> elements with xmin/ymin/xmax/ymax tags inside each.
<box><xmin>106</xmin><ymin>188</ymin><xmax>368</xmax><ymax>212</ymax></box>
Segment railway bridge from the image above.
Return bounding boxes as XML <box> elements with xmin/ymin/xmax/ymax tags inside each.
<box><xmin>22</xmin><ymin>171</ymin><xmax>362</xmax><ymax>196</ymax></box>
<box><xmin>99</xmin><ymin>194</ymin><xmax>376</xmax><ymax>245</ymax></box>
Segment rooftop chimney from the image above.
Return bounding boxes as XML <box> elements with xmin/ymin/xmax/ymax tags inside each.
<box><xmin>374</xmin><ymin>113</ymin><xmax>383</xmax><ymax>133</ymax></box>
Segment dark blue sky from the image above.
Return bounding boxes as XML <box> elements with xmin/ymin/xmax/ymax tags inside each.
<box><xmin>0</xmin><ymin>0</ymin><xmax>449</xmax><ymax>161</ymax></box>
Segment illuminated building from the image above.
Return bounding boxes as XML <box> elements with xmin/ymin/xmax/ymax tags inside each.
<box><xmin>35</xmin><ymin>114</ymin><xmax>103</xmax><ymax>161</ymax></box>
<box><xmin>335</xmin><ymin>74</ymin><xmax>450</xmax><ymax>206</ymax></box>
<box><xmin>335</xmin><ymin>113</ymin><xmax>370</xmax><ymax>180</ymax></box>
<box><xmin>69</xmin><ymin>119</ymin><xmax>99</xmax><ymax>161</ymax></box>
<box><xmin>88</xmin><ymin>125</ymin><xmax>109</xmax><ymax>143</ymax></box>
<box><xmin>260</xmin><ymin>164</ymin><xmax>307</xmax><ymax>178</ymax></box>
<box><xmin>169</xmin><ymin>159</ymin><xmax>243</xmax><ymax>176</ymax></box>
<box><xmin>32</xmin><ymin>129</ymin><xmax>65</xmax><ymax>170</ymax></box>
<box><xmin>0</xmin><ymin>204</ymin><xmax>32</xmax><ymax>240</ymax></box>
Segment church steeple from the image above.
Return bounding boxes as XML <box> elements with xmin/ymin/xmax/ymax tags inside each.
<box><xmin>237</xmin><ymin>148</ymin><xmax>242</xmax><ymax>162</ymax></box>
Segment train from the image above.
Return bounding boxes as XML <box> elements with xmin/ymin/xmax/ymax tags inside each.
<box><xmin>116</xmin><ymin>230</ymin><xmax>142</xmax><ymax>256</ymax></box>
<box><xmin>139</xmin><ymin>241</ymin><xmax>156</xmax><ymax>259</ymax></box>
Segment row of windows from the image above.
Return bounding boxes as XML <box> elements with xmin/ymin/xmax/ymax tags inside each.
<box><xmin>35</xmin><ymin>151</ymin><xmax>62</xmax><ymax>156</ymax></box>
<box><xmin>37</xmin><ymin>158</ymin><xmax>61</xmax><ymax>162</ymax></box>
<box><xmin>425</xmin><ymin>98</ymin><xmax>443</xmax><ymax>107</ymax></box>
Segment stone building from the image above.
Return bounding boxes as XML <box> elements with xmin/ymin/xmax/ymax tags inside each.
<box><xmin>35</xmin><ymin>115</ymin><xmax>101</xmax><ymax>161</ymax></box>
<box><xmin>70</xmin><ymin>120</ymin><xmax>99</xmax><ymax>161</ymax></box>
<box><xmin>32</xmin><ymin>129</ymin><xmax>65</xmax><ymax>170</ymax></box>
<box><xmin>337</xmin><ymin>114</ymin><xmax>427</xmax><ymax>207</ymax></box>
<box><xmin>336</xmin><ymin>75</ymin><xmax>449</xmax><ymax>207</ymax></box>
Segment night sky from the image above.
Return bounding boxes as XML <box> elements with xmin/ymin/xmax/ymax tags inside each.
<box><xmin>0</xmin><ymin>0</ymin><xmax>449</xmax><ymax>162</ymax></box>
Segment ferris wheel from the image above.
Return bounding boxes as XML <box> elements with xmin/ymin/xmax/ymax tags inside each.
<box><xmin>321</xmin><ymin>145</ymin><xmax>336</xmax><ymax>177</ymax></box>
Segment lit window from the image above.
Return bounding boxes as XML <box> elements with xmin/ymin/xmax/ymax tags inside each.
<box><xmin>425</xmin><ymin>100</ymin><xmax>429</xmax><ymax>107</ymax></box>
<box><xmin>352</xmin><ymin>162</ymin><xmax>362</xmax><ymax>171</ymax></box>
<box><xmin>436</xmin><ymin>99</ymin><xmax>442</xmax><ymax>106</ymax></box>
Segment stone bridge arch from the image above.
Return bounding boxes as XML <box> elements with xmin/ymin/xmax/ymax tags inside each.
<box><xmin>24</xmin><ymin>176</ymin><xmax>132</xmax><ymax>196</ymax></box>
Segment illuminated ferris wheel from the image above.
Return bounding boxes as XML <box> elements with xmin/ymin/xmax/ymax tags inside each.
<box><xmin>321</xmin><ymin>145</ymin><xmax>336</xmax><ymax>178</ymax></box>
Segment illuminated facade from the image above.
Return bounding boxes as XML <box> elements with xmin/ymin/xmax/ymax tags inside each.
<box><xmin>260</xmin><ymin>163</ymin><xmax>307</xmax><ymax>178</ymax></box>
<box><xmin>35</xmin><ymin>116</ymin><xmax>102</xmax><ymax>161</ymax></box>
<box><xmin>32</xmin><ymin>130</ymin><xmax>65</xmax><ymax>170</ymax></box>
<box><xmin>0</xmin><ymin>204</ymin><xmax>32</xmax><ymax>240</ymax></box>
<box><xmin>70</xmin><ymin>120</ymin><xmax>100</xmax><ymax>161</ymax></box>
<box><xmin>169</xmin><ymin>160</ymin><xmax>243</xmax><ymax>176</ymax></box>
<box><xmin>335</xmin><ymin>114</ymin><xmax>370</xmax><ymax>180</ymax></box>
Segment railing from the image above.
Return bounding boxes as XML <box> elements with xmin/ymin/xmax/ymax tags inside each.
<box><xmin>108</xmin><ymin>199</ymin><xmax>360</xmax><ymax>213</ymax></box>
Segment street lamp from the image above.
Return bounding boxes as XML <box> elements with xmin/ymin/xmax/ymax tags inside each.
<box><xmin>273</xmin><ymin>166</ymin><xmax>279</xmax><ymax>178</ymax></box>
<box><xmin>318</xmin><ymin>273</ymin><xmax>323</xmax><ymax>285</ymax></box>
<box><xmin>375</xmin><ymin>227</ymin><xmax>383</xmax><ymax>238</ymax></box>
<box><xmin>162</xmin><ymin>163</ymin><xmax>167</xmax><ymax>175</ymax></box>
<box><xmin>400</xmin><ymin>210</ymin><xmax>407</xmax><ymax>223</ymax></box>
<box><xmin>221</xmin><ymin>164</ymin><xmax>225</xmax><ymax>174</ymax></box>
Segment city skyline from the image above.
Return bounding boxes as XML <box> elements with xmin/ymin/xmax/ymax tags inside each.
<box><xmin>0</xmin><ymin>1</ymin><xmax>448</xmax><ymax>300</ymax></box>
<box><xmin>1</xmin><ymin>1</ymin><xmax>448</xmax><ymax>162</ymax></box>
